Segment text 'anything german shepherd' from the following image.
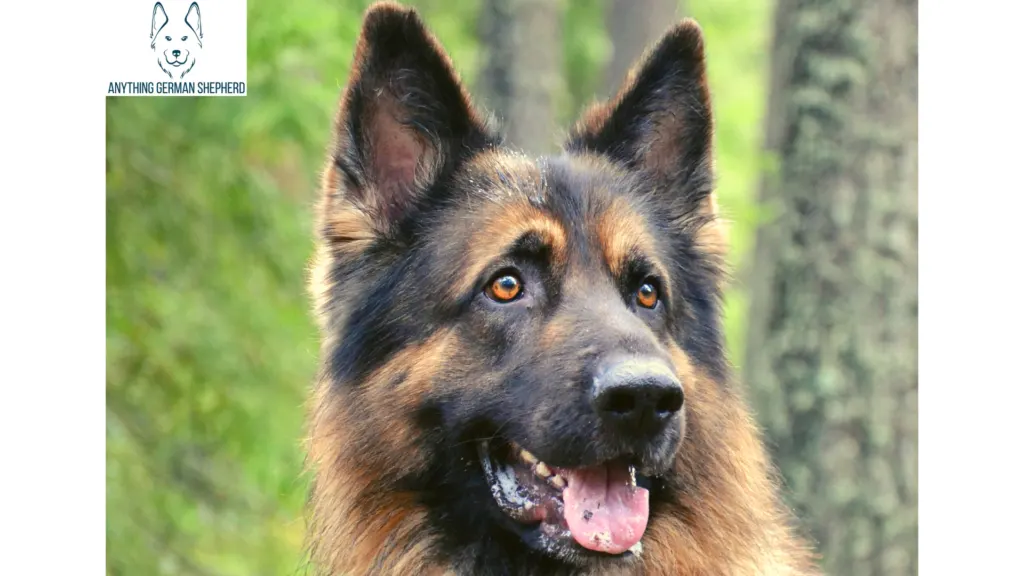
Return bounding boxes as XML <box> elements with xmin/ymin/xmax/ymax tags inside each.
<box><xmin>307</xmin><ymin>3</ymin><xmax>818</xmax><ymax>574</ymax></box>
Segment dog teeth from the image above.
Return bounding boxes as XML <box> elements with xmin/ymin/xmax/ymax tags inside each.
<box><xmin>535</xmin><ymin>461</ymin><xmax>552</xmax><ymax>478</ymax></box>
<box><xmin>628</xmin><ymin>541</ymin><xmax>643</xmax><ymax>556</ymax></box>
<box><xmin>628</xmin><ymin>465</ymin><xmax>637</xmax><ymax>488</ymax></box>
<box><xmin>510</xmin><ymin>444</ymin><xmax>565</xmax><ymax>490</ymax></box>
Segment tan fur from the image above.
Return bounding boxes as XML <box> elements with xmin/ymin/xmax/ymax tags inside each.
<box><xmin>306</xmin><ymin>4</ymin><xmax>817</xmax><ymax>574</ymax></box>
<box><xmin>306</xmin><ymin>308</ymin><xmax>817</xmax><ymax>575</ymax></box>
<box><xmin>595</xmin><ymin>196</ymin><xmax>667</xmax><ymax>286</ymax></box>
<box><xmin>572</xmin><ymin>18</ymin><xmax>729</xmax><ymax>277</ymax></box>
<box><xmin>307</xmin><ymin>329</ymin><xmax>458</xmax><ymax>575</ymax></box>
<box><xmin>458</xmin><ymin>202</ymin><xmax>568</xmax><ymax>296</ymax></box>
<box><xmin>306</xmin><ymin>180</ymin><xmax>817</xmax><ymax>575</ymax></box>
<box><xmin>693</xmin><ymin>192</ymin><xmax>729</xmax><ymax>260</ymax></box>
<box><xmin>438</xmin><ymin>151</ymin><xmax>570</xmax><ymax>301</ymax></box>
<box><xmin>634</xmin><ymin>346</ymin><xmax>819</xmax><ymax>575</ymax></box>
<box><xmin>318</xmin><ymin>0</ymin><xmax>489</xmax><ymax>244</ymax></box>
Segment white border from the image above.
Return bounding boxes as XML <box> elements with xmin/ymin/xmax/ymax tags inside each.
<box><xmin>2</xmin><ymin>1</ymin><xmax>1023</xmax><ymax>573</ymax></box>
<box><xmin>920</xmin><ymin>1</ymin><xmax>1024</xmax><ymax>573</ymax></box>
<box><xmin>2</xmin><ymin>1</ymin><xmax>105</xmax><ymax>573</ymax></box>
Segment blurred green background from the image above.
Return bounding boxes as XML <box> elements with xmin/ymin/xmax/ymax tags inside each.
<box><xmin>107</xmin><ymin>0</ymin><xmax>917</xmax><ymax>574</ymax></box>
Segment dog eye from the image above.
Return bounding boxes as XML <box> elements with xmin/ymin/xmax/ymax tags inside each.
<box><xmin>181</xmin><ymin>36</ymin><xmax>188</xmax><ymax>41</ymax></box>
<box><xmin>165</xmin><ymin>36</ymin><xmax>172</xmax><ymax>41</ymax></box>
<box><xmin>636</xmin><ymin>281</ymin><xmax>658</xmax><ymax>309</ymax></box>
<box><xmin>486</xmin><ymin>273</ymin><xmax>523</xmax><ymax>303</ymax></box>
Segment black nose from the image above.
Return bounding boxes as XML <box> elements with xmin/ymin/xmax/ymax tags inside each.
<box><xmin>172</xmin><ymin>50</ymin><xmax>181</xmax><ymax>57</ymax></box>
<box><xmin>593</xmin><ymin>358</ymin><xmax>684</xmax><ymax>437</ymax></box>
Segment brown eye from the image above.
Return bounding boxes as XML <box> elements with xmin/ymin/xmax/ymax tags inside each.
<box><xmin>636</xmin><ymin>282</ymin><xmax>658</xmax><ymax>309</ymax></box>
<box><xmin>487</xmin><ymin>274</ymin><xmax>522</xmax><ymax>303</ymax></box>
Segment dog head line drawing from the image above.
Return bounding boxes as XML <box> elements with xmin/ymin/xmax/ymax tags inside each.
<box><xmin>150</xmin><ymin>2</ymin><xmax>203</xmax><ymax>80</ymax></box>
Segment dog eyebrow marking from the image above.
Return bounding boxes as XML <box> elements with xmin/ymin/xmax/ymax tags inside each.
<box><xmin>455</xmin><ymin>203</ymin><xmax>567</xmax><ymax>298</ymax></box>
<box><xmin>592</xmin><ymin>195</ymin><xmax>675</xmax><ymax>308</ymax></box>
<box><xmin>596</xmin><ymin>195</ymin><xmax>660</xmax><ymax>278</ymax></box>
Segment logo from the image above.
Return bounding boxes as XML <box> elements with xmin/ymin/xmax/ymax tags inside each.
<box><xmin>105</xmin><ymin>0</ymin><xmax>247</xmax><ymax>97</ymax></box>
<box><xmin>151</xmin><ymin>2</ymin><xmax>203</xmax><ymax>80</ymax></box>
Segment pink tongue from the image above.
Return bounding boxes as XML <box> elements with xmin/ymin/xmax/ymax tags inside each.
<box><xmin>559</xmin><ymin>465</ymin><xmax>649</xmax><ymax>554</ymax></box>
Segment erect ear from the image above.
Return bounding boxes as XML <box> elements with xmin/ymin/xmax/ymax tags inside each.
<box><xmin>321</xmin><ymin>2</ymin><xmax>496</xmax><ymax>244</ymax></box>
<box><xmin>565</xmin><ymin>20</ymin><xmax>716</xmax><ymax>218</ymax></box>
<box><xmin>185</xmin><ymin>2</ymin><xmax>203</xmax><ymax>47</ymax></box>
<box><xmin>150</xmin><ymin>2</ymin><xmax>168</xmax><ymax>49</ymax></box>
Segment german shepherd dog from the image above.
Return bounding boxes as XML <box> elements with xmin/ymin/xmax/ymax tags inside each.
<box><xmin>307</xmin><ymin>2</ymin><xmax>818</xmax><ymax>574</ymax></box>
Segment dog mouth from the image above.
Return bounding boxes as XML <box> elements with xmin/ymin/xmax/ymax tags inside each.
<box><xmin>163</xmin><ymin>54</ymin><xmax>190</xmax><ymax>66</ymax></box>
<box><xmin>477</xmin><ymin>438</ymin><xmax>649</xmax><ymax>560</ymax></box>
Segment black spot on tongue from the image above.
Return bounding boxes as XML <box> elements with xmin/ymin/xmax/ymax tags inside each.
<box><xmin>560</xmin><ymin>464</ymin><xmax>649</xmax><ymax>554</ymax></box>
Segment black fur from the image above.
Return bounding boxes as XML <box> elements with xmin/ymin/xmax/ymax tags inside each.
<box><xmin>313</xmin><ymin>5</ymin><xmax>728</xmax><ymax>574</ymax></box>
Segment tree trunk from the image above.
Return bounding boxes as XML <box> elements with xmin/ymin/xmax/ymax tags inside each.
<box><xmin>477</xmin><ymin>0</ymin><xmax>564</xmax><ymax>155</ymax></box>
<box><xmin>602</xmin><ymin>0</ymin><xmax>680</xmax><ymax>98</ymax></box>
<box><xmin>744</xmin><ymin>0</ymin><xmax>918</xmax><ymax>574</ymax></box>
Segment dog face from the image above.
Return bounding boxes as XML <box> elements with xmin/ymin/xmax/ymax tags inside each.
<box><xmin>310</xmin><ymin>4</ymin><xmax>727</xmax><ymax>572</ymax></box>
<box><xmin>150</xmin><ymin>2</ymin><xmax>203</xmax><ymax>79</ymax></box>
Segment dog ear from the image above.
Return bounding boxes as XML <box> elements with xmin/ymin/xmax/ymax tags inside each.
<box><xmin>185</xmin><ymin>2</ymin><xmax>203</xmax><ymax>48</ymax></box>
<box><xmin>321</xmin><ymin>2</ymin><xmax>496</xmax><ymax>243</ymax></box>
<box><xmin>565</xmin><ymin>20</ymin><xmax>715</xmax><ymax>217</ymax></box>
<box><xmin>150</xmin><ymin>2</ymin><xmax>168</xmax><ymax>49</ymax></box>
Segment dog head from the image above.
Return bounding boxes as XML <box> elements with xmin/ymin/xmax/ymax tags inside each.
<box><xmin>310</xmin><ymin>3</ymin><xmax>732</xmax><ymax>572</ymax></box>
<box><xmin>150</xmin><ymin>1</ymin><xmax>203</xmax><ymax>78</ymax></box>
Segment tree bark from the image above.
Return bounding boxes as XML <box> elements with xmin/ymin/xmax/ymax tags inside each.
<box><xmin>602</xmin><ymin>0</ymin><xmax>680</xmax><ymax>98</ymax></box>
<box><xmin>477</xmin><ymin>0</ymin><xmax>564</xmax><ymax>155</ymax></box>
<box><xmin>744</xmin><ymin>0</ymin><xmax>918</xmax><ymax>574</ymax></box>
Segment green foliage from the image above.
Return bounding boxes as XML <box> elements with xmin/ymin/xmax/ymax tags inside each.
<box><xmin>689</xmin><ymin>0</ymin><xmax>774</xmax><ymax>365</ymax></box>
<box><xmin>562</xmin><ymin>0</ymin><xmax>612</xmax><ymax>121</ymax></box>
<box><xmin>106</xmin><ymin>0</ymin><xmax>770</xmax><ymax>573</ymax></box>
<box><xmin>107</xmin><ymin>1</ymin><xmax>374</xmax><ymax>573</ymax></box>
